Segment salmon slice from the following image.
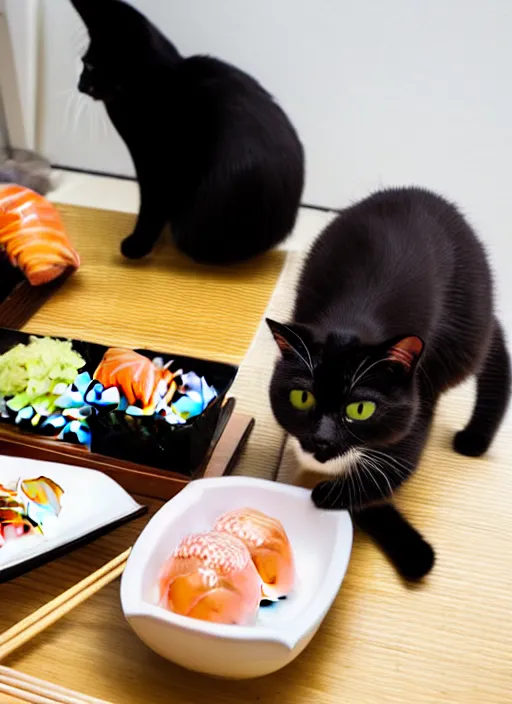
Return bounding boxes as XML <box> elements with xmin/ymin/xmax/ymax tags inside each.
<box><xmin>94</xmin><ymin>348</ymin><xmax>159</xmax><ymax>408</ymax></box>
<box><xmin>159</xmin><ymin>531</ymin><xmax>262</xmax><ymax>625</ymax></box>
<box><xmin>0</xmin><ymin>185</ymin><xmax>80</xmax><ymax>286</ymax></box>
<box><xmin>214</xmin><ymin>508</ymin><xmax>295</xmax><ymax>600</ymax></box>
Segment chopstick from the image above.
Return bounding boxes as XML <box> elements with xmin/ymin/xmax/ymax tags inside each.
<box><xmin>0</xmin><ymin>665</ymin><xmax>113</xmax><ymax>703</ymax></box>
<box><xmin>0</xmin><ymin>549</ymin><xmax>131</xmax><ymax>662</ymax></box>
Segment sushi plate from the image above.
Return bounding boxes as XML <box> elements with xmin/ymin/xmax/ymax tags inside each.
<box><xmin>121</xmin><ymin>476</ymin><xmax>353</xmax><ymax>679</ymax></box>
<box><xmin>0</xmin><ymin>454</ymin><xmax>146</xmax><ymax>582</ymax></box>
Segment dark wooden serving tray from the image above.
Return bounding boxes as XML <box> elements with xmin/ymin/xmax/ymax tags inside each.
<box><xmin>0</xmin><ymin>397</ymin><xmax>254</xmax><ymax>500</ymax></box>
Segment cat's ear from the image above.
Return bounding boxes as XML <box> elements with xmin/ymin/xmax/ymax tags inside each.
<box><xmin>69</xmin><ymin>0</ymin><xmax>100</xmax><ymax>24</ymax></box>
<box><xmin>386</xmin><ymin>336</ymin><xmax>424</xmax><ymax>373</ymax></box>
<box><xmin>266</xmin><ymin>319</ymin><xmax>313</xmax><ymax>371</ymax></box>
<box><xmin>70</xmin><ymin>0</ymin><xmax>117</xmax><ymax>24</ymax></box>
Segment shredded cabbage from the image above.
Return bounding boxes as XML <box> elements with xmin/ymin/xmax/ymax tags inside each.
<box><xmin>0</xmin><ymin>336</ymin><xmax>85</xmax><ymax>403</ymax></box>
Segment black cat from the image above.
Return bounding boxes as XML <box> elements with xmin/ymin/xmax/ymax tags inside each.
<box><xmin>268</xmin><ymin>187</ymin><xmax>510</xmax><ymax>580</ymax></box>
<box><xmin>70</xmin><ymin>0</ymin><xmax>304</xmax><ymax>263</ymax></box>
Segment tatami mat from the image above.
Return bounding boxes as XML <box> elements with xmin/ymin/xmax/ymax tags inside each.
<box><xmin>9</xmin><ymin>193</ymin><xmax>512</xmax><ymax>701</ymax></box>
<box><xmin>21</xmin><ymin>204</ymin><xmax>285</xmax><ymax>366</ymax></box>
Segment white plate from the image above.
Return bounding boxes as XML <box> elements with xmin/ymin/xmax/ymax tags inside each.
<box><xmin>0</xmin><ymin>455</ymin><xmax>143</xmax><ymax>580</ymax></box>
<box><xmin>121</xmin><ymin>476</ymin><xmax>352</xmax><ymax>679</ymax></box>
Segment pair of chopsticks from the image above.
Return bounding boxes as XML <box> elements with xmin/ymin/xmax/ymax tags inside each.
<box><xmin>0</xmin><ymin>665</ymin><xmax>113</xmax><ymax>703</ymax></box>
<box><xmin>0</xmin><ymin>549</ymin><xmax>131</xmax><ymax>662</ymax></box>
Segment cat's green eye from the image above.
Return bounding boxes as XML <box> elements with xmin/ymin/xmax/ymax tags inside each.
<box><xmin>289</xmin><ymin>389</ymin><xmax>316</xmax><ymax>411</ymax></box>
<box><xmin>346</xmin><ymin>401</ymin><xmax>376</xmax><ymax>421</ymax></box>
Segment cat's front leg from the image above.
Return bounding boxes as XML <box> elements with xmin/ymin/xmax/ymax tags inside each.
<box><xmin>121</xmin><ymin>179</ymin><xmax>169</xmax><ymax>259</ymax></box>
<box><xmin>311</xmin><ymin>412</ymin><xmax>436</xmax><ymax>579</ymax></box>
<box><xmin>355</xmin><ymin>502</ymin><xmax>435</xmax><ymax>580</ymax></box>
<box><xmin>311</xmin><ymin>452</ymin><xmax>435</xmax><ymax>580</ymax></box>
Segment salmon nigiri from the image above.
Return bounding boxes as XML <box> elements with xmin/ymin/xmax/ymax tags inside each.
<box><xmin>159</xmin><ymin>532</ymin><xmax>262</xmax><ymax>625</ymax></box>
<box><xmin>0</xmin><ymin>185</ymin><xmax>80</xmax><ymax>286</ymax></box>
<box><xmin>214</xmin><ymin>508</ymin><xmax>295</xmax><ymax>600</ymax></box>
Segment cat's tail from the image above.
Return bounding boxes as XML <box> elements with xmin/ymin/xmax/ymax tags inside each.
<box><xmin>354</xmin><ymin>503</ymin><xmax>435</xmax><ymax>580</ymax></box>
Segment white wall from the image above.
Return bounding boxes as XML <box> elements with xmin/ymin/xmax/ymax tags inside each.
<box><xmin>1</xmin><ymin>0</ymin><xmax>39</xmax><ymax>150</ymax></box>
<box><xmin>39</xmin><ymin>0</ymin><xmax>130</xmax><ymax>175</ymax></box>
<box><xmin>34</xmin><ymin>0</ymin><xmax>512</xmax><ymax>331</ymax></box>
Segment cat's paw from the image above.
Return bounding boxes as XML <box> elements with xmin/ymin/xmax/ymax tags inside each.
<box><xmin>311</xmin><ymin>480</ymin><xmax>347</xmax><ymax>510</ymax></box>
<box><xmin>453</xmin><ymin>429</ymin><xmax>490</xmax><ymax>457</ymax></box>
<box><xmin>396</xmin><ymin>538</ymin><xmax>435</xmax><ymax>581</ymax></box>
<box><xmin>121</xmin><ymin>234</ymin><xmax>153</xmax><ymax>260</ymax></box>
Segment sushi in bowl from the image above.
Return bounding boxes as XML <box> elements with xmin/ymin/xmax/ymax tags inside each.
<box><xmin>121</xmin><ymin>476</ymin><xmax>353</xmax><ymax>679</ymax></box>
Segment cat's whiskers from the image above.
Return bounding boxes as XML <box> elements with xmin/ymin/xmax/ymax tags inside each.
<box><xmin>418</xmin><ymin>364</ymin><xmax>436</xmax><ymax>399</ymax></box>
<box><xmin>347</xmin><ymin>458</ymin><xmax>359</xmax><ymax>509</ymax></box>
<box><xmin>89</xmin><ymin>101</ymin><xmax>97</xmax><ymax>144</ymax></box>
<box><xmin>73</xmin><ymin>92</ymin><xmax>108</xmax><ymax>146</ymax></box>
<box><xmin>327</xmin><ymin>449</ymin><xmax>366</xmax><ymax>510</ymax></box>
<box><xmin>350</xmin><ymin>462</ymin><xmax>367</xmax><ymax>510</ymax></box>
<box><xmin>99</xmin><ymin>105</ymin><xmax>111</xmax><ymax>139</ymax></box>
<box><xmin>92</xmin><ymin>103</ymin><xmax>108</xmax><ymax>144</ymax></box>
<box><xmin>325</xmin><ymin>477</ymin><xmax>344</xmax><ymax>507</ymax></box>
<box><xmin>363</xmin><ymin>452</ymin><xmax>406</xmax><ymax>488</ymax></box>
<box><xmin>281</xmin><ymin>324</ymin><xmax>314</xmax><ymax>376</ymax></box>
<box><xmin>358</xmin><ymin>450</ymin><xmax>394</xmax><ymax>497</ymax></box>
<box><xmin>350</xmin><ymin>356</ymin><xmax>369</xmax><ymax>388</ymax></box>
<box><xmin>65</xmin><ymin>54</ymin><xmax>102</xmax><ymax>144</ymax></box>
<box><xmin>62</xmin><ymin>89</ymin><xmax>77</xmax><ymax>134</ymax></box>
<box><xmin>344</xmin><ymin>423</ymin><xmax>365</xmax><ymax>445</ymax></box>
<box><xmin>345</xmin><ymin>475</ymin><xmax>353</xmax><ymax>510</ymax></box>
<box><xmin>352</xmin><ymin>472</ymin><xmax>364</xmax><ymax>511</ymax></box>
<box><xmin>365</xmin><ymin>449</ymin><xmax>413</xmax><ymax>478</ymax></box>
<box><xmin>71</xmin><ymin>93</ymin><xmax>88</xmax><ymax>136</ymax></box>
<box><xmin>379</xmin><ymin>459</ymin><xmax>410</xmax><ymax>483</ymax></box>
<box><xmin>350</xmin><ymin>356</ymin><xmax>387</xmax><ymax>391</ymax></box>
<box><xmin>357</xmin><ymin>457</ymin><xmax>384</xmax><ymax>499</ymax></box>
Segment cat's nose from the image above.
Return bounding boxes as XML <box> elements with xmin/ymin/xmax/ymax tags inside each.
<box><xmin>314</xmin><ymin>417</ymin><xmax>337</xmax><ymax>449</ymax></box>
<box><xmin>313</xmin><ymin>437</ymin><xmax>338</xmax><ymax>462</ymax></box>
<box><xmin>314</xmin><ymin>438</ymin><xmax>334</xmax><ymax>452</ymax></box>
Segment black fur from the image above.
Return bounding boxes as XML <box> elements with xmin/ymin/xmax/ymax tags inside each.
<box><xmin>268</xmin><ymin>187</ymin><xmax>510</xmax><ymax>579</ymax></box>
<box><xmin>70</xmin><ymin>0</ymin><xmax>304</xmax><ymax>263</ymax></box>
<box><xmin>354</xmin><ymin>503</ymin><xmax>435</xmax><ymax>581</ymax></box>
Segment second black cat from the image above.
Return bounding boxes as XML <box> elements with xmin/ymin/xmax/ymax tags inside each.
<box><xmin>267</xmin><ymin>187</ymin><xmax>510</xmax><ymax>580</ymax></box>
<box><xmin>70</xmin><ymin>0</ymin><xmax>304</xmax><ymax>264</ymax></box>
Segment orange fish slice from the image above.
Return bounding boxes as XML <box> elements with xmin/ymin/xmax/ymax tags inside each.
<box><xmin>94</xmin><ymin>348</ymin><xmax>159</xmax><ymax>408</ymax></box>
<box><xmin>159</xmin><ymin>532</ymin><xmax>262</xmax><ymax>625</ymax></box>
<box><xmin>0</xmin><ymin>185</ymin><xmax>80</xmax><ymax>286</ymax></box>
<box><xmin>214</xmin><ymin>508</ymin><xmax>295</xmax><ymax>601</ymax></box>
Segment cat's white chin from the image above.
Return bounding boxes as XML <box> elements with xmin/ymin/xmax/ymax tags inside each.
<box><xmin>289</xmin><ymin>436</ymin><xmax>361</xmax><ymax>477</ymax></box>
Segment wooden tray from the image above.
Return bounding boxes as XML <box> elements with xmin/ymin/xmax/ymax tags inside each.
<box><xmin>0</xmin><ymin>272</ymin><xmax>71</xmax><ymax>330</ymax></box>
<box><xmin>0</xmin><ymin>398</ymin><xmax>254</xmax><ymax>500</ymax></box>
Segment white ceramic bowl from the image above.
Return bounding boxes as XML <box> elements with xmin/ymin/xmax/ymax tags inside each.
<box><xmin>121</xmin><ymin>476</ymin><xmax>352</xmax><ymax>679</ymax></box>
